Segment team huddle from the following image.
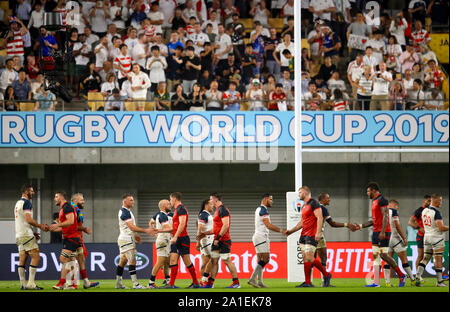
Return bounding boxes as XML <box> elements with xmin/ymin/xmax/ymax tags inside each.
<box><xmin>13</xmin><ymin>183</ymin><xmax>448</xmax><ymax>290</ymax></box>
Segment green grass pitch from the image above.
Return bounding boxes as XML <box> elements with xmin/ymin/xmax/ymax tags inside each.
<box><xmin>0</xmin><ymin>278</ymin><xmax>447</xmax><ymax>292</ymax></box>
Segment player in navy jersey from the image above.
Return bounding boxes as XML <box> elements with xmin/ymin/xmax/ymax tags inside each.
<box><xmin>198</xmin><ymin>193</ymin><xmax>240</xmax><ymax>289</ymax></box>
<box><xmin>355</xmin><ymin>182</ymin><xmax>406</xmax><ymax>287</ymax></box>
<box><xmin>248</xmin><ymin>193</ymin><xmax>284</xmax><ymax>288</ymax></box>
<box><xmin>161</xmin><ymin>192</ymin><xmax>199</xmax><ymax>289</ymax></box>
<box><xmin>384</xmin><ymin>199</ymin><xmax>415</xmax><ymax>287</ymax></box>
<box><xmin>196</xmin><ymin>198</ymin><xmax>215</xmax><ymax>287</ymax></box>
<box><xmin>148</xmin><ymin>199</ymin><xmax>172</xmax><ymax>288</ymax></box>
<box><xmin>285</xmin><ymin>186</ymin><xmax>332</xmax><ymax>287</ymax></box>
<box><xmin>310</xmin><ymin>192</ymin><xmax>357</xmax><ymax>286</ymax></box>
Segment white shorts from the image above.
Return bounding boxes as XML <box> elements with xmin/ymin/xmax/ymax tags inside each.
<box><xmin>118</xmin><ymin>237</ymin><xmax>136</xmax><ymax>254</ymax></box>
<box><xmin>252</xmin><ymin>233</ymin><xmax>270</xmax><ymax>254</ymax></box>
<box><xmin>16</xmin><ymin>236</ymin><xmax>39</xmax><ymax>253</ymax></box>
<box><xmin>155</xmin><ymin>236</ymin><xmax>171</xmax><ymax>258</ymax></box>
<box><xmin>200</xmin><ymin>236</ymin><xmax>214</xmax><ymax>257</ymax></box>
<box><xmin>424</xmin><ymin>235</ymin><xmax>446</xmax><ymax>253</ymax></box>
<box><xmin>389</xmin><ymin>235</ymin><xmax>407</xmax><ymax>253</ymax></box>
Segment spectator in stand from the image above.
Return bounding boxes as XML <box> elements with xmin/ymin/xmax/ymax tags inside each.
<box><xmin>73</xmin><ymin>33</ymin><xmax>93</xmax><ymax>98</ymax></box>
<box><xmin>169</xmin><ymin>7</ymin><xmax>188</xmax><ymax>32</ymax></box>
<box><xmin>408</xmin><ymin>79</ymin><xmax>426</xmax><ymax>110</ymax></box>
<box><xmin>346</xmin><ymin>11</ymin><xmax>372</xmax><ymax>59</ymax></box>
<box><xmin>3</xmin><ymin>18</ymin><xmax>28</xmax><ymax>67</ymax></box>
<box><xmin>85</xmin><ymin>26</ymin><xmax>100</xmax><ymax>47</ymax></box>
<box><xmin>424</xmin><ymin>88</ymin><xmax>444</xmax><ymax>110</ymax></box>
<box><xmin>412</xmin><ymin>62</ymin><xmax>425</xmax><ymax>82</ymax></box>
<box><xmin>331</xmin><ymin>89</ymin><xmax>348</xmax><ymax>111</ymax></box>
<box><xmin>35</xmin><ymin>84</ymin><xmax>56</xmax><ymax>111</ymax></box>
<box><xmin>251</xmin><ymin>23</ymin><xmax>266</xmax><ymax>77</ymax></box>
<box><xmin>124</xmin><ymin>28</ymin><xmax>139</xmax><ymax>50</ymax></box>
<box><xmin>171</xmin><ymin>84</ymin><xmax>190</xmax><ymax>111</ymax></box>
<box><xmin>355</xmin><ymin>65</ymin><xmax>374</xmax><ymax>111</ymax></box>
<box><xmin>419</xmin><ymin>46</ymin><xmax>438</xmax><ymax>72</ymax></box>
<box><xmin>315</xmin><ymin>55</ymin><xmax>336</xmax><ymax>83</ymax></box>
<box><xmin>403</xmin><ymin>69</ymin><xmax>415</xmax><ymax>100</ymax></box>
<box><xmin>167</xmin><ymin>45</ymin><xmax>184</xmax><ymax>92</ymax></box>
<box><xmin>279</xmin><ymin>69</ymin><xmax>293</xmax><ymax>95</ymax></box>
<box><xmin>386</xmin><ymin>35</ymin><xmax>403</xmax><ymax>73</ymax></box>
<box><xmin>214</xmin><ymin>23</ymin><xmax>233</xmax><ymax>68</ymax></box>
<box><xmin>306</xmin><ymin>92</ymin><xmax>322</xmax><ymax>111</ymax></box>
<box><xmin>399</xmin><ymin>44</ymin><xmax>419</xmax><ymax>74</ymax></box>
<box><xmin>274</xmin><ymin>33</ymin><xmax>294</xmax><ymax>74</ymax></box>
<box><xmin>94</xmin><ymin>36</ymin><xmax>110</xmax><ymax>72</ymax></box>
<box><xmin>268</xmin><ymin>83</ymin><xmax>287</xmax><ymax>111</ymax></box>
<box><xmin>105</xmin><ymin>88</ymin><xmax>126</xmax><ymax>111</ymax></box>
<box><xmin>188</xmin><ymin>82</ymin><xmax>206</xmax><ymax>111</ymax></box>
<box><xmin>242</xmin><ymin>44</ymin><xmax>257</xmax><ymax>87</ymax></box>
<box><xmin>424</xmin><ymin>59</ymin><xmax>445</xmax><ymax>90</ymax></box>
<box><xmin>223</xmin><ymin>81</ymin><xmax>242</xmax><ymax>111</ymax></box>
<box><xmin>250</xmin><ymin>0</ymin><xmax>270</xmax><ymax>28</ymax></box>
<box><xmin>101</xmin><ymin>73</ymin><xmax>120</xmax><ymax>97</ymax></box>
<box><xmin>246</xmin><ymin>78</ymin><xmax>266</xmax><ymax>111</ymax></box>
<box><xmin>182</xmin><ymin>46</ymin><xmax>201</xmax><ymax>94</ymax></box>
<box><xmin>363</xmin><ymin>46</ymin><xmax>377</xmax><ymax>73</ymax></box>
<box><xmin>264</xmin><ymin>27</ymin><xmax>281</xmax><ymax>80</ymax></box>
<box><xmin>110</xmin><ymin>0</ymin><xmax>129</xmax><ymax>33</ymax></box>
<box><xmin>99</xmin><ymin>60</ymin><xmax>116</xmax><ymax>84</ymax></box>
<box><xmin>389</xmin><ymin>12</ymin><xmax>409</xmax><ymax>50</ymax></box>
<box><xmin>203</xmin><ymin>10</ymin><xmax>219</xmax><ymax>34</ymax></box>
<box><xmin>130</xmin><ymin>1</ymin><xmax>148</xmax><ymax>30</ymax></box>
<box><xmin>408</xmin><ymin>0</ymin><xmax>427</xmax><ymax>24</ymax></box>
<box><xmin>308</xmin><ymin>21</ymin><xmax>324</xmax><ymax>77</ymax></box>
<box><xmin>370</xmin><ymin>62</ymin><xmax>393</xmax><ymax>110</ymax></box>
<box><xmin>390</xmin><ymin>80</ymin><xmax>407</xmax><ymax>110</ymax></box>
<box><xmin>167</xmin><ymin>31</ymin><xmax>184</xmax><ymax>56</ymax></box>
<box><xmin>114</xmin><ymin>44</ymin><xmax>133</xmax><ymax>88</ymax></box>
<box><xmin>366</xmin><ymin>30</ymin><xmax>386</xmax><ymax>67</ymax></box>
<box><xmin>327</xmin><ymin>71</ymin><xmax>346</xmax><ymax>97</ymax></box>
<box><xmin>189</xmin><ymin>21</ymin><xmax>210</xmax><ymax>56</ymax></box>
<box><xmin>281</xmin><ymin>16</ymin><xmax>295</xmax><ymax>39</ymax></box>
<box><xmin>411</xmin><ymin>20</ymin><xmax>430</xmax><ymax>53</ymax></box>
<box><xmin>198</xmin><ymin>69</ymin><xmax>213</xmax><ymax>91</ymax></box>
<box><xmin>301</xmin><ymin>48</ymin><xmax>311</xmax><ymax>75</ymax></box>
<box><xmin>131</xmin><ymin>34</ymin><xmax>149</xmax><ymax>69</ymax></box>
<box><xmin>204</xmin><ymin>80</ymin><xmax>223</xmax><ymax>111</ymax></box>
<box><xmin>3</xmin><ymin>86</ymin><xmax>18</xmax><ymax>111</ymax></box>
<box><xmin>11</xmin><ymin>69</ymin><xmax>31</xmax><ymax>101</ymax></box>
<box><xmin>264</xmin><ymin>74</ymin><xmax>277</xmax><ymax>96</ymax></box>
<box><xmin>222</xmin><ymin>0</ymin><xmax>240</xmax><ymax>26</ymax></box>
<box><xmin>90</xmin><ymin>0</ymin><xmax>110</xmax><ymax>38</ymax></box>
<box><xmin>81</xmin><ymin>62</ymin><xmax>102</xmax><ymax>94</ymax></box>
<box><xmin>30</xmin><ymin>73</ymin><xmax>44</xmax><ymax>99</ymax></box>
<box><xmin>27</xmin><ymin>2</ymin><xmax>44</xmax><ymax>40</ymax></box>
<box><xmin>154</xmin><ymin>81</ymin><xmax>171</xmax><ymax>111</ymax></box>
<box><xmin>319</xmin><ymin>24</ymin><xmax>341</xmax><ymax>66</ymax></box>
<box><xmin>200</xmin><ymin>42</ymin><xmax>214</xmax><ymax>75</ymax></box>
<box><xmin>25</xmin><ymin>55</ymin><xmax>39</xmax><ymax>81</ymax></box>
<box><xmin>148</xmin><ymin>1</ymin><xmax>164</xmax><ymax>35</ymax></box>
<box><xmin>106</xmin><ymin>23</ymin><xmax>121</xmax><ymax>45</ymax></box>
<box><xmin>427</xmin><ymin>0</ymin><xmax>449</xmax><ymax>28</ymax></box>
<box><xmin>146</xmin><ymin>45</ymin><xmax>168</xmax><ymax>95</ymax></box>
<box><xmin>309</xmin><ymin>0</ymin><xmax>335</xmax><ymax>23</ymax></box>
<box><xmin>281</xmin><ymin>0</ymin><xmax>295</xmax><ymax>24</ymax></box>
<box><xmin>129</xmin><ymin>63</ymin><xmax>151</xmax><ymax>111</ymax></box>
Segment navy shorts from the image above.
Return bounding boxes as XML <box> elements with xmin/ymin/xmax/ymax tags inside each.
<box><xmin>211</xmin><ymin>239</ymin><xmax>232</xmax><ymax>254</ymax></box>
<box><xmin>171</xmin><ymin>236</ymin><xmax>190</xmax><ymax>255</ymax></box>
<box><xmin>372</xmin><ymin>232</ymin><xmax>391</xmax><ymax>247</ymax></box>
<box><xmin>63</xmin><ymin>237</ymin><xmax>81</xmax><ymax>252</ymax></box>
<box><xmin>299</xmin><ymin>236</ymin><xmax>318</xmax><ymax>247</ymax></box>
<box><xmin>416</xmin><ymin>233</ymin><xmax>424</xmax><ymax>249</ymax></box>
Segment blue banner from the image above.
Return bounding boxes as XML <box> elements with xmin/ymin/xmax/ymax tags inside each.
<box><xmin>0</xmin><ymin>111</ymin><xmax>448</xmax><ymax>147</ymax></box>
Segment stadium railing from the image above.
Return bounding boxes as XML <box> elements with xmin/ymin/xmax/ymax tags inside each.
<box><xmin>1</xmin><ymin>98</ymin><xmax>448</xmax><ymax>112</ymax></box>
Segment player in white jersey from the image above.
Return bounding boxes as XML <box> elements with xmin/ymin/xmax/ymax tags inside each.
<box><xmin>384</xmin><ymin>200</ymin><xmax>415</xmax><ymax>287</ymax></box>
<box><xmin>197</xmin><ymin>198</ymin><xmax>215</xmax><ymax>287</ymax></box>
<box><xmin>15</xmin><ymin>184</ymin><xmax>49</xmax><ymax>290</ymax></box>
<box><xmin>248</xmin><ymin>193</ymin><xmax>285</xmax><ymax>288</ymax></box>
<box><xmin>415</xmin><ymin>194</ymin><xmax>449</xmax><ymax>287</ymax></box>
<box><xmin>115</xmin><ymin>193</ymin><xmax>154</xmax><ymax>289</ymax></box>
<box><xmin>147</xmin><ymin>199</ymin><xmax>173</xmax><ymax>288</ymax></box>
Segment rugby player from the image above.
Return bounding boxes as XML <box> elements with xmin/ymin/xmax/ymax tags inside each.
<box><xmin>312</xmin><ymin>192</ymin><xmax>357</xmax><ymax>286</ymax></box>
<box><xmin>285</xmin><ymin>186</ymin><xmax>332</xmax><ymax>287</ymax></box>
<box><xmin>148</xmin><ymin>199</ymin><xmax>172</xmax><ymax>288</ymax></box>
<box><xmin>161</xmin><ymin>192</ymin><xmax>199</xmax><ymax>289</ymax></box>
<box><xmin>200</xmin><ymin>193</ymin><xmax>240</xmax><ymax>289</ymax></box>
<box><xmin>15</xmin><ymin>184</ymin><xmax>49</xmax><ymax>290</ymax></box>
<box><xmin>415</xmin><ymin>194</ymin><xmax>449</xmax><ymax>287</ymax></box>
<box><xmin>50</xmin><ymin>191</ymin><xmax>82</xmax><ymax>290</ymax></box>
<box><xmin>408</xmin><ymin>195</ymin><xmax>431</xmax><ymax>275</ymax></box>
<box><xmin>115</xmin><ymin>193</ymin><xmax>154</xmax><ymax>289</ymax></box>
<box><xmin>355</xmin><ymin>182</ymin><xmax>407</xmax><ymax>287</ymax></box>
<box><xmin>248</xmin><ymin>193</ymin><xmax>284</xmax><ymax>288</ymax></box>
<box><xmin>196</xmin><ymin>199</ymin><xmax>215</xmax><ymax>287</ymax></box>
<box><xmin>384</xmin><ymin>199</ymin><xmax>415</xmax><ymax>287</ymax></box>
<box><xmin>64</xmin><ymin>193</ymin><xmax>99</xmax><ymax>289</ymax></box>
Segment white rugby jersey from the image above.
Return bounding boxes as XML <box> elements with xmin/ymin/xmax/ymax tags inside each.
<box><xmin>198</xmin><ymin>210</ymin><xmax>214</xmax><ymax>241</ymax></box>
<box><xmin>14</xmin><ymin>198</ymin><xmax>34</xmax><ymax>238</ymax></box>
<box><xmin>388</xmin><ymin>208</ymin><xmax>401</xmax><ymax>239</ymax></box>
<box><xmin>422</xmin><ymin>206</ymin><xmax>445</xmax><ymax>238</ymax></box>
<box><xmin>254</xmin><ymin>205</ymin><xmax>270</xmax><ymax>236</ymax></box>
<box><xmin>118</xmin><ymin>207</ymin><xmax>135</xmax><ymax>241</ymax></box>
<box><xmin>154</xmin><ymin>210</ymin><xmax>172</xmax><ymax>240</ymax></box>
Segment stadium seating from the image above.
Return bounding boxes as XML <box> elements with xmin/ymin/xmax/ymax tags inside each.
<box><xmin>19</xmin><ymin>102</ymin><xmax>35</xmax><ymax>111</ymax></box>
<box><xmin>87</xmin><ymin>92</ymin><xmax>105</xmax><ymax>111</ymax></box>
<box><xmin>268</xmin><ymin>18</ymin><xmax>285</xmax><ymax>30</ymax></box>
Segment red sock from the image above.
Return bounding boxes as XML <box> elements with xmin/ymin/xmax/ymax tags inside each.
<box><xmin>313</xmin><ymin>258</ymin><xmax>329</xmax><ymax>277</ymax></box>
<box><xmin>169</xmin><ymin>264</ymin><xmax>178</xmax><ymax>286</ymax></box>
<box><xmin>80</xmin><ymin>269</ymin><xmax>87</xmax><ymax>280</ymax></box>
<box><xmin>187</xmin><ymin>265</ymin><xmax>198</xmax><ymax>285</ymax></box>
<box><xmin>59</xmin><ymin>278</ymin><xmax>66</xmax><ymax>286</ymax></box>
<box><xmin>393</xmin><ymin>266</ymin><xmax>405</xmax><ymax>278</ymax></box>
<box><xmin>304</xmin><ymin>262</ymin><xmax>312</xmax><ymax>284</ymax></box>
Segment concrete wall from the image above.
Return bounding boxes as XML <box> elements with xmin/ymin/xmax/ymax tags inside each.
<box><xmin>0</xmin><ymin>163</ymin><xmax>448</xmax><ymax>244</ymax></box>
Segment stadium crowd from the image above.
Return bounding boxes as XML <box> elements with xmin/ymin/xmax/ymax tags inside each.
<box><xmin>0</xmin><ymin>0</ymin><xmax>448</xmax><ymax>111</ymax></box>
